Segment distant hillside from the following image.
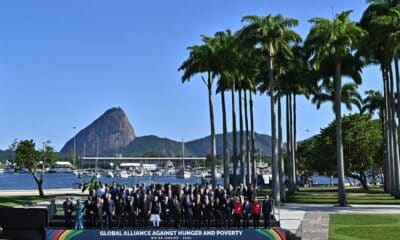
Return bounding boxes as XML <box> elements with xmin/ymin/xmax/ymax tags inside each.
<box><xmin>58</xmin><ymin>107</ymin><xmax>273</xmax><ymax>157</ymax></box>
<box><xmin>60</xmin><ymin>107</ymin><xmax>135</xmax><ymax>157</ymax></box>
<box><xmin>186</xmin><ymin>132</ymin><xmax>272</xmax><ymax>156</ymax></box>
<box><xmin>104</xmin><ymin>135</ymin><xmax>195</xmax><ymax>157</ymax></box>
<box><xmin>0</xmin><ymin>150</ymin><xmax>12</xmax><ymax>163</ymax></box>
<box><xmin>103</xmin><ymin>132</ymin><xmax>272</xmax><ymax>157</ymax></box>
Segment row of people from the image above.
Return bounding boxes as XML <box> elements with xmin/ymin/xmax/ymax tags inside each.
<box><xmin>63</xmin><ymin>182</ymin><xmax>274</xmax><ymax>229</ymax></box>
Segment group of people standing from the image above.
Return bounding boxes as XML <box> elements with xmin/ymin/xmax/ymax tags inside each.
<box><xmin>63</xmin><ymin>182</ymin><xmax>274</xmax><ymax>229</ymax></box>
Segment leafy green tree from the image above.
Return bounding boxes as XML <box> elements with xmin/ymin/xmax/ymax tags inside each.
<box><xmin>15</xmin><ymin>140</ymin><xmax>43</xmax><ymax>197</ymax></box>
<box><xmin>304</xmin><ymin>10</ymin><xmax>367</xmax><ymax>206</ymax></box>
<box><xmin>298</xmin><ymin>114</ymin><xmax>383</xmax><ymax>190</ymax></box>
<box><xmin>82</xmin><ymin>177</ymin><xmax>103</xmax><ymax>193</ymax></box>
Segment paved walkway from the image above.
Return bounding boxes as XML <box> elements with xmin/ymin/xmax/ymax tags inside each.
<box><xmin>278</xmin><ymin>204</ymin><xmax>400</xmax><ymax>240</ymax></box>
<box><xmin>298</xmin><ymin>212</ymin><xmax>329</xmax><ymax>240</ymax></box>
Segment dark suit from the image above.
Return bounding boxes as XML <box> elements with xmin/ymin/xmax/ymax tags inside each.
<box><xmin>262</xmin><ymin>199</ymin><xmax>272</xmax><ymax>228</ymax></box>
<box><xmin>103</xmin><ymin>198</ymin><xmax>115</xmax><ymax>228</ymax></box>
<box><xmin>63</xmin><ymin>200</ymin><xmax>73</xmax><ymax>228</ymax></box>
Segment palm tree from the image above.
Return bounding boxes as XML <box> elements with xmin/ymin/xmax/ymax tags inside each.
<box><xmin>274</xmin><ymin>45</ymin><xmax>309</xmax><ymax>195</ymax></box>
<box><xmin>217</xmin><ymin>77</ymin><xmax>230</xmax><ymax>189</ymax></box>
<box><xmin>179</xmin><ymin>36</ymin><xmax>219</xmax><ymax>188</ymax></box>
<box><xmin>241</xmin><ymin>14</ymin><xmax>300</xmax><ymax>204</ymax></box>
<box><xmin>304</xmin><ymin>11</ymin><xmax>367</xmax><ymax>206</ymax></box>
<box><xmin>360</xmin><ymin>0</ymin><xmax>400</xmax><ymax>196</ymax></box>
<box><xmin>362</xmin><ymin>90</ymin><xmax>387</xmax><ymax>189</ymax></box>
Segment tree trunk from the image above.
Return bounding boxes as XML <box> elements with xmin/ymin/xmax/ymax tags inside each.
<box><xmin>221</xmin><ymin>90</ymin><xmax>229</xmax><ymax>189</ymax></box>
<box><xmin>389</xmin><ymin>64</ymin><xmax>400</xmax><ymax>198</ymax></box>
<box><xmin>288</xmin><ymin>94</ymin><xmax>296</xmax><ymax>194</ymax></box>
<box><xmin>286</xmin><ymin>94</ymin><xmax>293</xmax><ymax>194</ymax></box>
<box><xmin>231</xmin><ymin>81</ymin><xmax>238</xmax><ymax>187</ymax></box>
<box><xmin>278</xmin><ymin>94</ymin><xmax>285</xmax><ymax>201</ymax></box>
<box><xmin>394</xmin><ymin>57</ymin><xmax>400</xmax><ymax>198</ymax></box>
<box><xmin>239</xmin><ymin>88</ymin><xmax>245</xmax><ymax>185</ymax></box>
<box><xmin>32</xmin><ymin>173</ymin><xmax>45</xmax><ymax>198</ymax></box>
<box><xmin>334</xmin><ymin>60</ymin><xmax>347</xmax><ymax>206</ymax></box>
<box><xmin>269</xmin><ymin>57</ymin><xmax>280</xmax><ymax>204</ymax></box>
<box><xmin>347</xmin><ymin>172</ymin><xmax>369</xmax><ymax>191</ymax></box>
<box><xmin>244</xmin><ymin>90</ymin><xmax>251</xmax><ymax>185</ymax></box>
<box><xmin>292</xmin><ymin>93</ymin><xmax>297</xmax><ymax>189</ymax></box>
<box><xmin>207</xmin><ymin>73</ymin><xmax>217</xmax><ymax>189</ymax></box>
<box><xmin>250</xmin><ymin>90</ymin><xmax>257</xmax><ymax>186</ymax></box>
<box><xmin>383</xmin><ymin>65</ymin><xmax>393</xmax><ymax>193</ymax></box>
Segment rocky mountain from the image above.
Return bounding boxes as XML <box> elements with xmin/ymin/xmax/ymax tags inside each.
<box><xmin>104</xmin><ymin>135</ymin><xmax>195</xmax><ymax>157</ymax></box>
<box><xmin>60</xmin><ymin>107</ymin><xmax>135</xmax><ymax>157</ymax></box>
<box><xmin>59</xmin><ymin>107</ymin><xmax>273</xmax><ymax>157</ymax></box>
<box><xmin>102</xmin><ymin>132</ymin><xmax>271</xmax><ymax>157</ymax></box>
<box><xmin>186</xmin><ymin>132</ymin><xmax>272</xmax><ymax>156</ymax></box>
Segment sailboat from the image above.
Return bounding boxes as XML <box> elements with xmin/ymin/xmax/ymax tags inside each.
<box><xmin>176</xmin><ymin>140</ymin><xmax>191</xmax><ymax>179</ymax></box>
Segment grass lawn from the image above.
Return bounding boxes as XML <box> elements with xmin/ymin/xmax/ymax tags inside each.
<box><xmin>0</xmin><ymin>194</ymin><xmax>85</xmax><ymax>208</ymax></box>
<box><xmin>0</xmin><ymin>195</ymin><xmax>51</xmax><ymax>207</ymax></box>
<box><xmin>283</xmin><ymin>186</ymin><xmax>400</xmax><ymax>204</ymax></box>
<box><xmin>329</xmin><ymin>214</ymin><xmax>400</xmax><ymax>240</ymax></box>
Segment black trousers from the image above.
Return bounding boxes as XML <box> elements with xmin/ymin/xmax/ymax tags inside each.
<box><xmin>252</xmin><ymin>214</ymin><xmax>260</xmax><ymax>228</ymax></box>
<box><xmin>65</xmin><ymin>213</ymin><xmax>72</xmax><ymax>228</ymax></box>
<box><xmin>243</xmin><ymin>214</ymin><xmax>250</xmax><ymax>228</ymax></box>
<box><xmin>129</xmin><ymin>213</ymin><xmax>137</xmax><ymax>227</ymax></box>
<box><xmin>233</xmin><ymin>214</ymin><xmax>241</xmax><ymax>228</ymax></box>
<box><xmin>263</xmin><ymin>214</ymin><xmax>271</xmax><ymax>228</ymax></box>
<box><xmin>141</xmin><ymin>214</ymin><xmax>148</xmax><ymax>227</ymax></box>
<box><xmin>105</xmin><ymin>213</ymin><xmax>113</xmax><ymax>229</ymax></box>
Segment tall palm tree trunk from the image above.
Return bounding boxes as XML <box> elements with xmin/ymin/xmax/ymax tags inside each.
<box><xmin>389</xmin><ymin>64</ymin><xmax>400</xmax><ymax>197</ymax></box>
<box><xmin>278</xmin><ymin>94</ymin><xmax>285</xmax><ymax>201</ymax></box>
<box><xmin>383</xmin><ymin>65</ymin><xmax>393</xmax><ymax>193</ymax></box>
<box><xmin>239</xmin><ymin>88</ymin><xmax>245</xmax><ymax>184</ymax></box>
<box><xmin>207</xmin><ymin>73</ymin><xmax>217</xmax><ymax>189</ymax></box>
<box><xmin>221</xmin><ymin>90</ymin><xmax>229</xmax><ymax>189</ymax></box>
<box><xmin>334</xmin><ymin>60</ymin><xmax>347</xmax><ymax>206</ymax></box>
<box><xmin>250</xmin><ymin>90</ymin><xmax>257</xmax><ymax>186</ymax></box>
<box><xmin>293</xmin><ymin>93</ymin><xmax>297</xmax><ymax>189</ymax></box>
<box><xmin>286</xmin><ymin>94</ymin><xmax>293</xmax><ymax>193</ymax></box>
<box><xmin>231</xmin><ymin>82</ymin><xmax>238</xmax><ymax>187</ymax></box>
<box><xmin>269</xmin><ymin>57</ymin><xmax>280</xmax><ymax>204</ymax></box>
<box><xmin>289</xmin><ymin>93</ymin><xmax>296</xmax><ymax>194</ymax></box>
<box><xmin>244</xmin><ymin>90</ymin><xmax>251</xmax><ymax>185</ymax></box>
<box><xmin>394</xmin><ymin>58</ymin><xmax>400</xmax><ymax>197</ymax></box>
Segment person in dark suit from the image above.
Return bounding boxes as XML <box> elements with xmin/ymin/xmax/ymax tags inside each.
<box><xmin>170</xmin><ymin>195</ymin><xmax>181</xmax><ymax>228</ymax></box>
<box><xmin>222</xmin><ymin>193</ymin><xmax>232</xmax><ymax>227</ymax></box>
<box><xmin>84</xmin><ymin>197</ymin><xmax>95</xmax><ymax>228</ymax></box>
<box><xmin>161</xmin><ymin>196</ymin><xmax>172</xmax><ymax>227</ymax></box>
<box><xmin>193</xmin><ymin>194</ymin><xmax>203</xmax><ymax>227</ymax></box>
<box><xmin>138</xmin><ymin>194</ymin><xmax>150</xmax><ymax>227</ymax></box>
<box><xmin>127</xmin><ymin>196</ymin><xmax>138</xmax><ymax>227</ymax></box>
<box><xmin>202</xmin><ymin>195</ymin><xmax>212</xmax><ymax>228</ymax></box>
<box><xmin>242</xmin><ymin>198</ymin><xmax>252</xmax><ymax>228</ymax></box>
<box><xmin>62</xmin><ymin>198</ymin><xmax>74</xmax><ymax>228</ymax></box>
<box><xmin>214</xmin><ymin>197</ymin><xmax>223</xmax><ymax>228</ymax></box>
<box><xmin>182</xmin><ymin>194</ymin><xmax>193</xmax><ymax>228</ymax></box>
<box><xmin>115</xmin><ymin>196</ymin><xmax>125</xmax><ymax>228</ymax></box>
<box><xmin>103</xmin><ymin>193</ymin><xmax>115</xmax><ymax>229</ymax></box>
<box><xmin>262</xmin><ymin>195</ymin><xmax>272</xmax><ymax>228</ymax></box>
<box><xmin>94</xmin><ymin>197</ymin><xmax>103</xmax><ymax>228</ymax></box>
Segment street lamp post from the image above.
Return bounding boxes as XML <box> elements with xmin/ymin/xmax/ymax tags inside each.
<box><xmin>73</xmin><ymin>126</ymin><xmax>76</xmax><ymax>169</ymax></box>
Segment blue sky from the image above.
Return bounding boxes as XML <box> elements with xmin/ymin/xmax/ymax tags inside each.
<box><xmin>0</xmin><ymin>0</ymin><xmax>381</xmax><ymax>151</ymax></box>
